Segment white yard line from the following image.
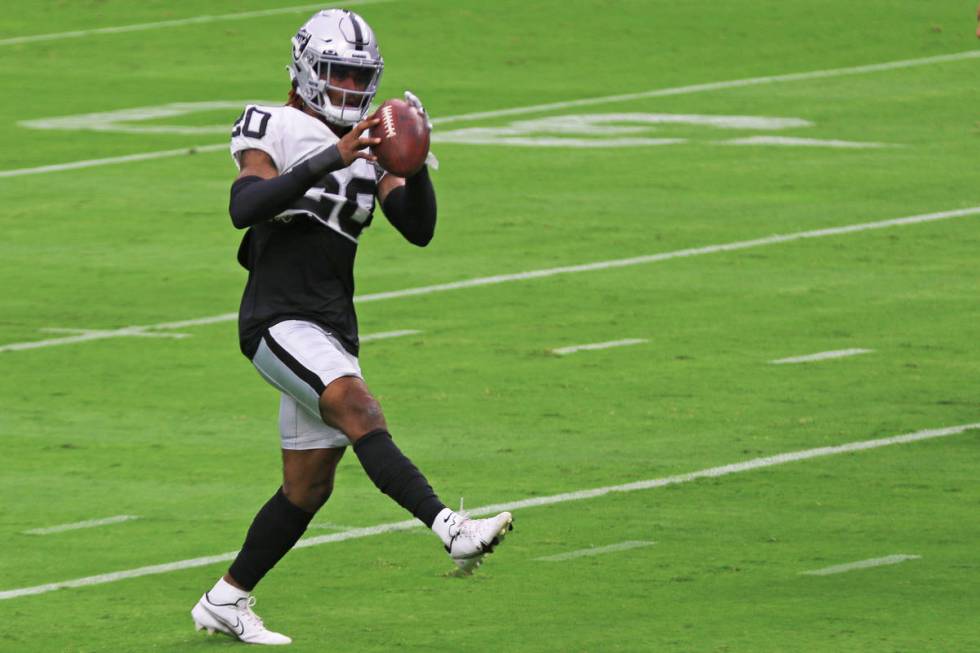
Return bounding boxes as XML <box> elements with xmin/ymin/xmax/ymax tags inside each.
<box><xmin>307</xmin><ymin>522</ymin><xmax>357</xmax><ymax>531</ymax></box>
<box><xmin>40</xmin><ymin>327</ymin><xmax>190</xmax><ymax>340</ymax></box>
<box><xmin>0</xmin><ymin>1</ymin><xmax>387</xmax><ymax>47</ymax></box>
<box><xmin>770</xmin><ymin>348</ymin><xmax>873</xmax><ymax>365</ymax></box>
<box><xmin>1</xmin><ymin>422</ymin><xmax>975</xmax><ymax>600</ymax></box>
<box><xmin>801</xmin><ymin>554</ymin><xmax>921</xmax><ymax>576</ymax></box>
<box><xmin>0</xmin><ymin>144</ymin><xmax>227</xmax><ymax>179</ymax></box>
<box><xmin>430</xmin><ymin>50</ymin><xmax>980</xmax><ymax>126</ymax></box>
<box><xmin>536</xmin><ymin>541</ymin><xmax>656</xmax><ymax>562</ymax></box>
<box><xmin>0</xmin><ymin>326</ymin><xmax>416</xmax><ymax>353</ymax></box>
<box><xmin>551</xmin><ymin>338</ymin><xmax>648</xmax><ymax>356</ymax></box>
<box><xmin>2</xmin><ymin>49</ymin><xmax>978</xmax><ymax>178</ymax></box>
<box><xmin>1</xmin><ymin>206</ymin><xmax>977</xmax><ymax>354</ymax></box>
<box><xmin>360</xmin><ymin>329</ymin><xmax>420</xmax><ymax>342</ymax></box>
<box><xmin>23</xmin><ymin>515</ymin><xmax>139</xmax><ymax>536</ymax></box>
<box><xmin>719</xmin><ymin>136</ymin><xmax>895</xmax><ymax>149</ymax></box>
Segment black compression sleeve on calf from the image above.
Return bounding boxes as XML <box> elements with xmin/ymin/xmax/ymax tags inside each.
<box><xmin>228</xmin><ymin>144</ymin><xmax>343</xmax><ymax>229</ymax></box>
<box><xmin>380</xmin><ymin>166</ymin><xmax>437</xmax><ymax>246</ymax></box>
<box><xmin>227</xmin><ymin>487</ymin><xmax>315</xmax><ymax>591</ymax></box>
<box><xmin>353</xmin><ymin>429</ymin><xmax>446</xmax><ymax>527</ymax></box>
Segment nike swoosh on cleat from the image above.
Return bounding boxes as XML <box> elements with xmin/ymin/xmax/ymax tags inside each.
<box><xmin>202</xmin><ymin>603</ymin><xmax>243</xmax><ymax>637</ymax></box>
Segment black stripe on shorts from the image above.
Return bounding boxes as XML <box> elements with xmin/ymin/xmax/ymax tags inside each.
<box><xmin>261</xmin><ymin>329</ymin><xmax>327</xmax><ymax>396</ymax></box>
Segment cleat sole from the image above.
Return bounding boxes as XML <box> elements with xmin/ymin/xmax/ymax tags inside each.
<box><xmin>191</xmin><ymin>599</ymin><xmax>234</xmax><ymax>638</ymax></box>
<box><xmin>447</xmin><ymin>511</ymin><xmax>515</xmax><ymax>575</ymax></box>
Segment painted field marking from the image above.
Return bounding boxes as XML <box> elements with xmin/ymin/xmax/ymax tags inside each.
<box><xmin>0</xmin><ymin>1</ymin><xmax>387</xmax><ymax>47</ymax></box>
<box><xmin>1</xmin><ymin>422</ymin><xmax>976</xmax><ymax>600</ymax></box>
<box><xmin>719</xmin><ymin>136</ymin><xmax>895</xmax><ymax>149</ymax></box>
<box><xmin>25</xmin><ymin>107</ymin><xmax>893</xmax><ymax>150</ymax></box>
<box><xmin>551</xmin><ymin>339</ymin><xmax>648</xmax><ymax>356</ymax></box>
<box><xmin>0</xmin><ymin>144</ymin><xmax>227</xmax><ymax>179</ymax></box>
<box><xmin>40</xmin><ymin>327</ymin><xmax>190</xmax><ymax>340</ymax></box>
<box><xmin>432</xmin><ymin>50</ymin><xmax>980</xmax><ymax>126</ymax></box>
<box><xmin>536</xmin><ymin>541</ymin><xmax>656</xmax><ymax>562</ymax></box>
<box><xmin>308</xmin><ymin>522</ymin><xmax>357</xmax><ymax>532</ymax></box>
<box><xmin>1</xmin><ymin>206</ymin><xmax>977</xmax><ymax>354</ymax></box>
<box><xmin>801</xmin><ymin>554</ymin><xmax>921</xmax><ymax>576</ymax></box>
<box><xmin>360</xmin><ymin>329</ymin><xmax>420</xmax><ymax>342</ymax></box>
<box><xmin>432</xmin><ymin>113</ymin><xmax>892</xmax><ymax>149</ymax></box>
<box><xmin>23</xmin><ymin>515</ymin><xmax>139</xmax><ymax>536</ymax></box>
<box><xmin>2</xmin><ymin>49</ymin><xmax>978</xmax><ymax>178</ymax></box>
<box><xmin>770</xmin><ymin>348</ymin><xmax>873</xmax><ymax>365</ymax></box>
<box><xmin>0</xmin><ymin>327</ymin><xmax>417</xmax><ymax>354</ymax></box>
<box><xmin>39</xmin><ymin>108</ymin><xmax>809</xmax><ymax>138</ymax></box>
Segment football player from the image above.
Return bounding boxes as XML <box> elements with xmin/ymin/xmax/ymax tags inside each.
<box><xmin>191</xmin><ymin>9</ymin><xmax>513</xmax><ymax>645</ymax></box>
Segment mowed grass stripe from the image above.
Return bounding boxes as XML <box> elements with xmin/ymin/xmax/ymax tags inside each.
<box><xmin>2</xmin><ymin>49</ymin><xmax>978</xmax><ymax>178</ymax></box>
<box><xmin>0</xmin><ymin>1</ymin><xmax>389</xmax><ymax>46</ymax></box>
<box><xmin>433</xmin><ymin>50</ymin><xmax>980</xmax><ymax>126</ymax></box>
<box><xmin>1</xmin><ymin>205</ymin><xmax>976</xmax><ymax>353</ymax></box>
<box><xmin>2</xmin><ymin>422</ymin><xmax>976</xmax><ymax>601</ymax></box>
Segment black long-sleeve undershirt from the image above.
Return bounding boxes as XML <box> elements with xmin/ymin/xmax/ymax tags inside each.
<box><xmin>228</xmin><ymin>145</ymin><xmax>343</xmax><ymax>229</ymax></box>
<box><xmin>380</xmin><ymin>167</ymin><xmax>437</xmax><ymax>247</ymax></box>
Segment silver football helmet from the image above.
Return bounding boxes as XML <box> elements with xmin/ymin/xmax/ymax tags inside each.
<box><xmin>289</xmin><ymin>9</ymin><xmax>384</xmax><ymax>127</ymax></box>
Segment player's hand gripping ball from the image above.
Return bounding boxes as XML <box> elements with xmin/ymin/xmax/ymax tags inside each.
<box><xmin>370</xmin><ymin>98</ymin><xmax>430</xmax><ymax>177</ymax></box>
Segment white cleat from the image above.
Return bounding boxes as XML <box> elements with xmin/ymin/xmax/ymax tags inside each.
<box><xmin>443</xmin><ymin>511</ymin><xmax>514</xmax><ymax>575</ymax></box>
<box><xmin>191</xmin><ymin>592</ymin><xmax>292</xmax><ymax>646</ymax></box>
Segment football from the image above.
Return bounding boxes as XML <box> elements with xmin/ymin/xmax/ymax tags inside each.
<box><xmin>370</xmin><ymin>98</ymin><xmax>430</xmax><ymax>177</ymax></box>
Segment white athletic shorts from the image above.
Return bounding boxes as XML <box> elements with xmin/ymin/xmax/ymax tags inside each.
<box><xmin>251</xmin><ymin>320</ymin><xmax>362</xmax><ymax>450</ymax></box>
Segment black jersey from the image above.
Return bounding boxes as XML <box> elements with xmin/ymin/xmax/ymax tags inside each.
<box><xmin>229</xmin><ymin>104</ymin><xmax>383</xmax><ymax>358</ymax></box>
<box><xmin>236</xmin><ymin>215</ymin><xmax>359</xmax><ymax>357</ymax></box>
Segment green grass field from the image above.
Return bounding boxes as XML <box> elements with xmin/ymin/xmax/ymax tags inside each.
<box><xmin>2</xmin><ymin>1</ymin><xmax>980</xmax><ymax>651</ymax></box>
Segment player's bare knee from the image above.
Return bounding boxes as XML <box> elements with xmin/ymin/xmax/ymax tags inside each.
<box><xmin>319</xmin><ymin>379</ymin><xmax>386</xmax><ymax>438</ymax></box>
<box><xmin>344</xmin><ymin>392</ymin><xmax>386</xmax><ymax>438</ymax></box>
<box><xmin>282</xmin><ymin>479</ymin><xmax>332</xmax><ymax>513</ymax></box>
<box><xmin>356</xmin><ymin>392</ymin><xmax>385</xmax><ymax>423</ymax></box>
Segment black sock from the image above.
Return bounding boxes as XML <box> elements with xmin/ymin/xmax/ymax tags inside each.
<box><xmin>227</xmin><ymin>487</ymin><xmax>315</xmax><ymax>591</ymax></box>
<box><xmin>353</xmin><ymin>429</ymin><xmax>446</xmax><ymax>527</ymax></box>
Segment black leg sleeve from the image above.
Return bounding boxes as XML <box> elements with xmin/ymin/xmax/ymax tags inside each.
<box><xmin>227</xmin><ymin>487</ymin><xmax>315</xmax><ymax>591</ymax></box>
<box><xmin>353</xmin><ymin>429</ymin><xmax>446</xmax><ymax>527</ymax></box>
